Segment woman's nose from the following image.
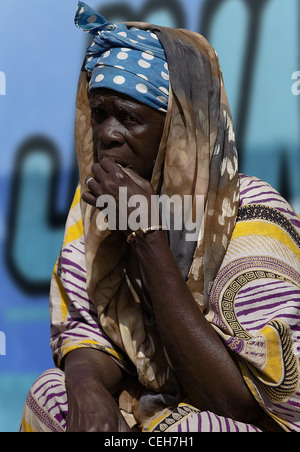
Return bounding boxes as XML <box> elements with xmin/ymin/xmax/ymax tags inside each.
<box><xmin>99</xmin><ymin>116</ymin><xmax>125</xmax><ymax>147</ymax></box>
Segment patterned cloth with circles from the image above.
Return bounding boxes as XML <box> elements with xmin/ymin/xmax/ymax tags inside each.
<box><xmin>75</xmin><ymin>1</ymin><xmax>169</xmax><ymax>112</ymax></box>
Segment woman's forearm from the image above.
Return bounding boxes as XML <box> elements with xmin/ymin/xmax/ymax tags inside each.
<box><xmin>63</xmin><ymin>348</ymin><xmax>132</xmax><ymax>432</ymax></box>
<box><xmin>130</xmin><ymin>230</ymin><xmax>263</xmax><ymax>424</ymax></box>
<box><xmin>64</xmin><ymin>348</ymin><xmax>123</xmax><ymax>394</ymax></box>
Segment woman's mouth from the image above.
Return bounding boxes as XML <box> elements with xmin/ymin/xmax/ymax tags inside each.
<box><xmin>99</xmin><ymin>154</ymin><xmax>133</xmax><ymax>170</ymax></box>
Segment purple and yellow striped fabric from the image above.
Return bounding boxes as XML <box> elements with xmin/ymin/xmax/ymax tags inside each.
<box><xmin>207</xmin><ymin>174</ymin><xmax>300</xmax><ymax>431</ymax></box>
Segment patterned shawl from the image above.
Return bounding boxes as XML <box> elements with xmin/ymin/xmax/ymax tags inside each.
<box><xmin>74</xmin><ymin>22</ymin><xmax>239</xmax><ymax>394</ymax></box>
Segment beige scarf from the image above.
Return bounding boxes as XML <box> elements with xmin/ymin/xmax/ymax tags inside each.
<box><xmin>74</xmin><ymin>23</ymin><xmax>239</xmax><ymax>395</ymax></box>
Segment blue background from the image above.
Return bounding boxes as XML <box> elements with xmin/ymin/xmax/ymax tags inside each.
<box><xmin>0</xmin><ymin>0</ymin><xmax>299</xmax><ymax>431</ymax></box>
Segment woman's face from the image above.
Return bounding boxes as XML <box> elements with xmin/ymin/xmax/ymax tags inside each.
<box><xmin>89</xmin><ymin>88</ymin><xmax>166</xmax><ymax>181</ymax></box>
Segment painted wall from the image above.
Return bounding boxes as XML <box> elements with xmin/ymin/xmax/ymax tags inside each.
<box><xmin>0</xmin><ymin>0</ymin><xmax>299</xmax><ymax>431</ymax></box>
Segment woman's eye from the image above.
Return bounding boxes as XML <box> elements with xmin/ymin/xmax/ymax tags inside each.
<box><xmin>92</xmin><ymin>108</ymin><xmax>105</xmax><ymax>118</ymax></box>
<box><xmin>124</xmin><ymin>113</ymin><xmax>140</xmax><ymax>124</ymax></box>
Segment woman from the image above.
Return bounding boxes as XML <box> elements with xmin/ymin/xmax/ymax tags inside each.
<box><xmin>20</xmin><ymin>2</ymin><xmax>300</xmax><ymax>432</ymax></box>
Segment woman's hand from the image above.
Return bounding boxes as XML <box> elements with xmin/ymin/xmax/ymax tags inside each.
<box><xmin>82</xmin><ymin>157</ymin><xmax>158</xmax><ymax>237</ymax></box>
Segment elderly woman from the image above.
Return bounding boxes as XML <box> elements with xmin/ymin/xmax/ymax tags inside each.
<box><xmin>20</xmin><ymin>2</ymin><xmax>300</xmax><ymax>432</ymax></box>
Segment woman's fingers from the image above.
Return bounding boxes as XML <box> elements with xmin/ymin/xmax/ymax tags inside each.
<box><xmin>82</xmin><ymin>159</ymin><xmax>154</xmax><ymax>228</ymax></box>
<box><xmin>119</xmin><ymin>166</ymin><xmax>152</xmax><ymax>191</ymax></box>
<box><xmin>86</xmin><ymin>176</ymin><xmax>100</xmax><ymax>193</ymax></box>
<box><xmin>81</xmin><ymin>190</ymin><xmax>97</xmax><ymax>207</ymax></box>
<box><xmin>91</xmin><ymin>160</ymin><xmax>108</xmax><ymax>182</ymax></box>
<box><xmin>98</xmin><ymin>157</ymin><xmax>153</xmax><ymax>194</ymax></box>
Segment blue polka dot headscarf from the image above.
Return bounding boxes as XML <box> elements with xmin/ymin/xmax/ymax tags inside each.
<box><xmin>75</xmin><ymin>2</ymin><xmax>169</xmax><ymax>112</ymax></box>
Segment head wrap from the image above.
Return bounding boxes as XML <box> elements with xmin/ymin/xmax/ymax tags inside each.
<box><xmin>75</xmin><ymin>2</ymin><xmax>169</xmax><ymax>112</ymax></box>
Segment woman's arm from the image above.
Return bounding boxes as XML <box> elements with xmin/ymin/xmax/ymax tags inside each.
<box><xmin>130</xmin><ymin>230</ymin><xmax>265</xmax><ymax>425</ymax></box>
<box><xmin>64</xmin><ymin>348</ymin><xmax>131</xmax><ymax>432</ymax></box>
<box><xmin>83</xmin><ymin>158</ymin><xmax>268</xmax><ymax>427</ymax></box>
